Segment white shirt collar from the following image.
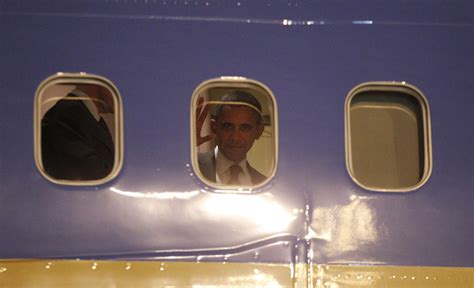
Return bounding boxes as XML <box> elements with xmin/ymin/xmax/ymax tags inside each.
<box><xmin>214</xmin><ymin>147</ymin><xmax>252</xmax><ymax>186</ymax></box>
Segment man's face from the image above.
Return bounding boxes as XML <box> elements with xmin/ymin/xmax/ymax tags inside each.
<box><xmin>211</xmin><ymin>105</ymin><xmax>264</xmax><ymax>163</ymax></box>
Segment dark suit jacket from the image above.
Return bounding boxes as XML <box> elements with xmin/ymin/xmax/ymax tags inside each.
<box><xmin>198</xmin><ymin>150</ymin><xmax>266</xmax><ymax>185</ymax></box>
<box><xmin>41</xmin><ymin>95</ymin><xmax>114</xmax><ymax>180</ymax></box>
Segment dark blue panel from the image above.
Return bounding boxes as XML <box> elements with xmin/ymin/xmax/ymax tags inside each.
<box><xmin>0</xmin><ymin>0</ymin><xmax>472</xmax><ymax>267</ymax></box>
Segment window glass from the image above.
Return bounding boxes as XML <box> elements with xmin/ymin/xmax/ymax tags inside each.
<box><xmin>35</xmin><ymin>73</ymin><xmax>123</xmax><ymax>185</ymax></box>
<box><xmin>345</xmin><ymin>82</ymin><xmax>432</xmax><ymax>192</ymax></box>
<box><xmin>192</xmin><ymin>78</ymin><xmax>278</xmax><ymax>190</ymax></box>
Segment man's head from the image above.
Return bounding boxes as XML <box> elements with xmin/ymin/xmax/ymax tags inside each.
<box><xmin>211</xmin><ymin>90</ymin><xmax>264</xmax><ymax>163</ymax></box>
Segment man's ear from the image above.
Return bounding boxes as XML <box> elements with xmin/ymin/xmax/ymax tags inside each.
<box><xmin>256</xmin><ymin>123</ymin><xmax>264</xmax><ymax>139</ymax></box>
<box><xmin>210</xmin><ymin>119</ymin><xmax>217</xmax><ymax>134</ymax></box>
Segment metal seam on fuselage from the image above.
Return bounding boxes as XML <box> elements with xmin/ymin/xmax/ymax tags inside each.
<box><xmin>1</xmin><ymin>11</ymin><xmax>473</xmax><ymax>27</ymax></box>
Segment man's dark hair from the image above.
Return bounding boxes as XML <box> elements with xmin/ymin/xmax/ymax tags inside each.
<box><xmin>212</xmin><ymin>90</ymin><xmax>263</xmax><ymax>124</ymax></box>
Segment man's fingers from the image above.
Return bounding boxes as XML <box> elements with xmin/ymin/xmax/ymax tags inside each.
<box><xmin>197</xmin><ymin>134</ymin><xmax>215</xmax><ymax>146</ymax></box>
<box><xmin>195</xmin><ymin>97</ymin><xmax>203</xmax><ymax>117</ymax></box>
<box><xmin>196</xmin><ymin>96</ymin><xmax>214</xmax><ymax>146</ymax></box>
<box><xmin>198</xmin><ymin>104</ymin><xmax>211</xmax><ymax>123</ymax></box>
<box><xmin>202</xmin><ymin>134</ymin><xmax>215</xmax><ymax>142</ymax></box>
<box><xmin>197</xmin><ymin>96</ymin><xmax>204</xmax><ymax>106</ymax></box>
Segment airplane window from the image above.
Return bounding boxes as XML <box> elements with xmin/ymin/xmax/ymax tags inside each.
<box><xmin>191</xmin><ymin>78</ymin><xmax>278</xmax><ymax>190</ymax></box>
<box><xmin>345</xmin><ymin>82</ymin><xmax>432</xmax><ymax>192</ymax></box>
<box><xmin>35</xmin><ymin>73</ymin><xmax>123</xmax><ymax>185</ymax></box>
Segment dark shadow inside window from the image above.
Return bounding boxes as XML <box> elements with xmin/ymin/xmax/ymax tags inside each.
<box><xmin>40</xmin><ymin>83</ymin><xmax>116</xmax><ymax>181</ymax></box>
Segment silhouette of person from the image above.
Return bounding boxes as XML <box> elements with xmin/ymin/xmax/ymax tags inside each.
<box><xmin>41</xmin><ymin>84</ymin><xmax>115</xmax><ymax>180</ymax></box>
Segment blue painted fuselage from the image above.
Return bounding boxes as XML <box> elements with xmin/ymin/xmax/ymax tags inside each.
<box><xmin>0</xmin><ymin>0</ymin><xmax>472</xmax><ymax>268</ymax></box>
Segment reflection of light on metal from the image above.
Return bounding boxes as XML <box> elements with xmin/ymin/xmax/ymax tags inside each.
<box><xmin>305</xmin><ymin>227</ymin><xmax>322</xmax><ymax>240</ymax></box>
<box><xmin>310</xmin><ymin>195</ymin><xmax>378</xmax><ymax>256</ymax></box>
<box><xmin>213</xmin><ymin>189</ymin><xmax>253</xmax><ymax>194</ymax></box>
<box><xmin>220</xmin><ymin>76</ymin><xmax>247</xmax><ymax>80</ymax></box>
<box><xmin>305</xmin><ymin>248</ymin><xmax>313</xmax><ymax>261</ymax></box>
<box><xmin>110</xmin><ymin>187</ymin><xmax>200</xmax><ymax>200</ymax></box>
<box><xmin>350</xmin><ymin>195</ymin><xmax>375</xmax><ymax>201</ymax></box>
<box><xmin>254</xmin><ymin>270</ymin><xmax>265</xmax><ymax>281</ymax></box>
<box><xmin>353</xmin><ymin>20</ymin><xmax>374</xmax><ymax>24</ymax></box>
<box><xmin>201</xmin><ymin>193</ymin><xmax>297</xmax><ymax>233</ymax></box>
<box><xmin>192</xmin><ymin>271</ymin><xmax>281</xmax><ymax>287</ymax></box>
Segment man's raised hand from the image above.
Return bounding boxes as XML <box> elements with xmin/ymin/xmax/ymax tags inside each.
<box><xmin>196</xmin><ymin>97</ymin><xmax>215</xmax><ymax>146</ymax></box>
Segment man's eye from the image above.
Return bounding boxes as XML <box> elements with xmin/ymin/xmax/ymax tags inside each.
<box><xmin>240</xmin><ymin>124</ymin><xmax>252</xmax><ymax>131</ymax></box>
<box><xmin>221</xmin><ymin>123</ymin><xmax>233</xmax><ymax>130</ymax></box>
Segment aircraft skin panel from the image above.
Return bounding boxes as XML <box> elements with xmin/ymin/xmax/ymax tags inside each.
<box><xmin>0</xmin><ymin>0</ymin><xmax>473</xmax><ymax>284</ymax></box>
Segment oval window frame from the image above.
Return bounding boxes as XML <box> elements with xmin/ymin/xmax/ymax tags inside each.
<box><xmin>345</xmin><ymin>81</ymin><xmax>433</xmax><ymax>192</ymax></box>
<box><xmin>190</xmin><ymin>77</ymin><xmax>279</xmax><ymax>192</ymax></box>
<box><xmin>34</xmin><ymin>73</ymin><xmax>124</xmax><ymax>186</ymax></box>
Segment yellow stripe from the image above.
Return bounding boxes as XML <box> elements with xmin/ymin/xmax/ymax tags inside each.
<box><xmin>0</xmin><ymin>260</ymin><xmax>472</xmax><ymax>287</ymax></box>
<box><xmin>315</xmin><ymin>264</ymin><xmax>474</xmax><ymax>287</ymax></box>
<box><xmin>0</xmin><ymin>260</ymin><xmax>294</xmax><ymax>288</ymax></box>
